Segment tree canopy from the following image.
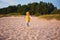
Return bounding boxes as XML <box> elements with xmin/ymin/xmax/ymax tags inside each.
<box><xmin>0</xmin><ymin>1</ymin><xmax>59</xmax><ymax>15</ymax></box>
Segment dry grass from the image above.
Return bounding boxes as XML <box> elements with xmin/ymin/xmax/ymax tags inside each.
<box><xmin>39</xmin><ymin>14</ymin><xmax>60</xmax><ymax>20</ymax></box>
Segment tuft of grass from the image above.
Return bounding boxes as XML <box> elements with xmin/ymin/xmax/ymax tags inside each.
<box><xmin>39</xmin><ymin>14</ymin><xmax>60</xmax><ymax>20</ymax></box>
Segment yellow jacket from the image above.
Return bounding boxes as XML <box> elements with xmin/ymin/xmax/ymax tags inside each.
<box><xmin>26</xmin><ymin>15</ymin><xmax>30</xmax><ymax>22</ymax></box>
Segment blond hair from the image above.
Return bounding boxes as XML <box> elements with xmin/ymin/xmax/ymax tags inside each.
<box><xmin>26</xmin><ymin>12</ymin><xmax>30</xmax><ymax>15</ymax></box>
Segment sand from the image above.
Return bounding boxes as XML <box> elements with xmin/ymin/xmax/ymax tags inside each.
<box><xmin>0</xmin><ymin>16</ymin><xmax>60</xmax><ymax>40</ymax></box>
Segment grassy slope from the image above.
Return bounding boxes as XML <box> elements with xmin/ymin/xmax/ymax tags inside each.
<box><xmin>0</xmin><ymin>13</ymin><xmax>60</xmax><ymax>20</ymax></box>
<box><xmin>38</xmin><ymin>14</ymin><xmax>60</xmax><ymax>20</ymax></box>
<box><xmin>0</xmin><ymin>13</ymin><xmax>21</xmax><ymax>17</ymax></box>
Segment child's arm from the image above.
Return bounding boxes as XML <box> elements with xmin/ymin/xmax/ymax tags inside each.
<box><xmin>30</xmin><ymin>16</ymin><xmax>32</xmax><ymax>19</ymax></box>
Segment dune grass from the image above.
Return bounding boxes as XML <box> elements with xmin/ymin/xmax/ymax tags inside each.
<box><xmin>39</xmin><ymin>14</ymin><xmax>60</xmax><ymax>20</ymax></box>
<box><xmin>0</xmin><ymin>13</ymin><xmax>60</xmax><ymax>20</ymax></box>
<box><xmin>0</xmin><ymin>13</ymin><xmax>21</xmax><ymax>17</ymax></box>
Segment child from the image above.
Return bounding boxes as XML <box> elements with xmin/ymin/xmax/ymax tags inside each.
<box><xmin>26</xmin><ymin>12</ymin><xmax>30</xmax><ymax>27</ymax></box>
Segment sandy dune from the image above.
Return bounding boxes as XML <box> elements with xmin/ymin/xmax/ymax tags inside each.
<box><xmin>0</xmin><ymin>16</ymin><xmax>60</xmax><ymax>40</ymax></box>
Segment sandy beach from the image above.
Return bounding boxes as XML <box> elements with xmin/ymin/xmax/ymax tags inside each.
<box><xmin>0</xmin><ymin>16</ymin><xmax>60</xmax><ymax>40</ymax></box>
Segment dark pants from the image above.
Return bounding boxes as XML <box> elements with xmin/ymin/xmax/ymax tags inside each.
<box><xmin>27</xmin><ymin>22</ymin><xmax>29</xmax><ymax>26</ymax></box>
